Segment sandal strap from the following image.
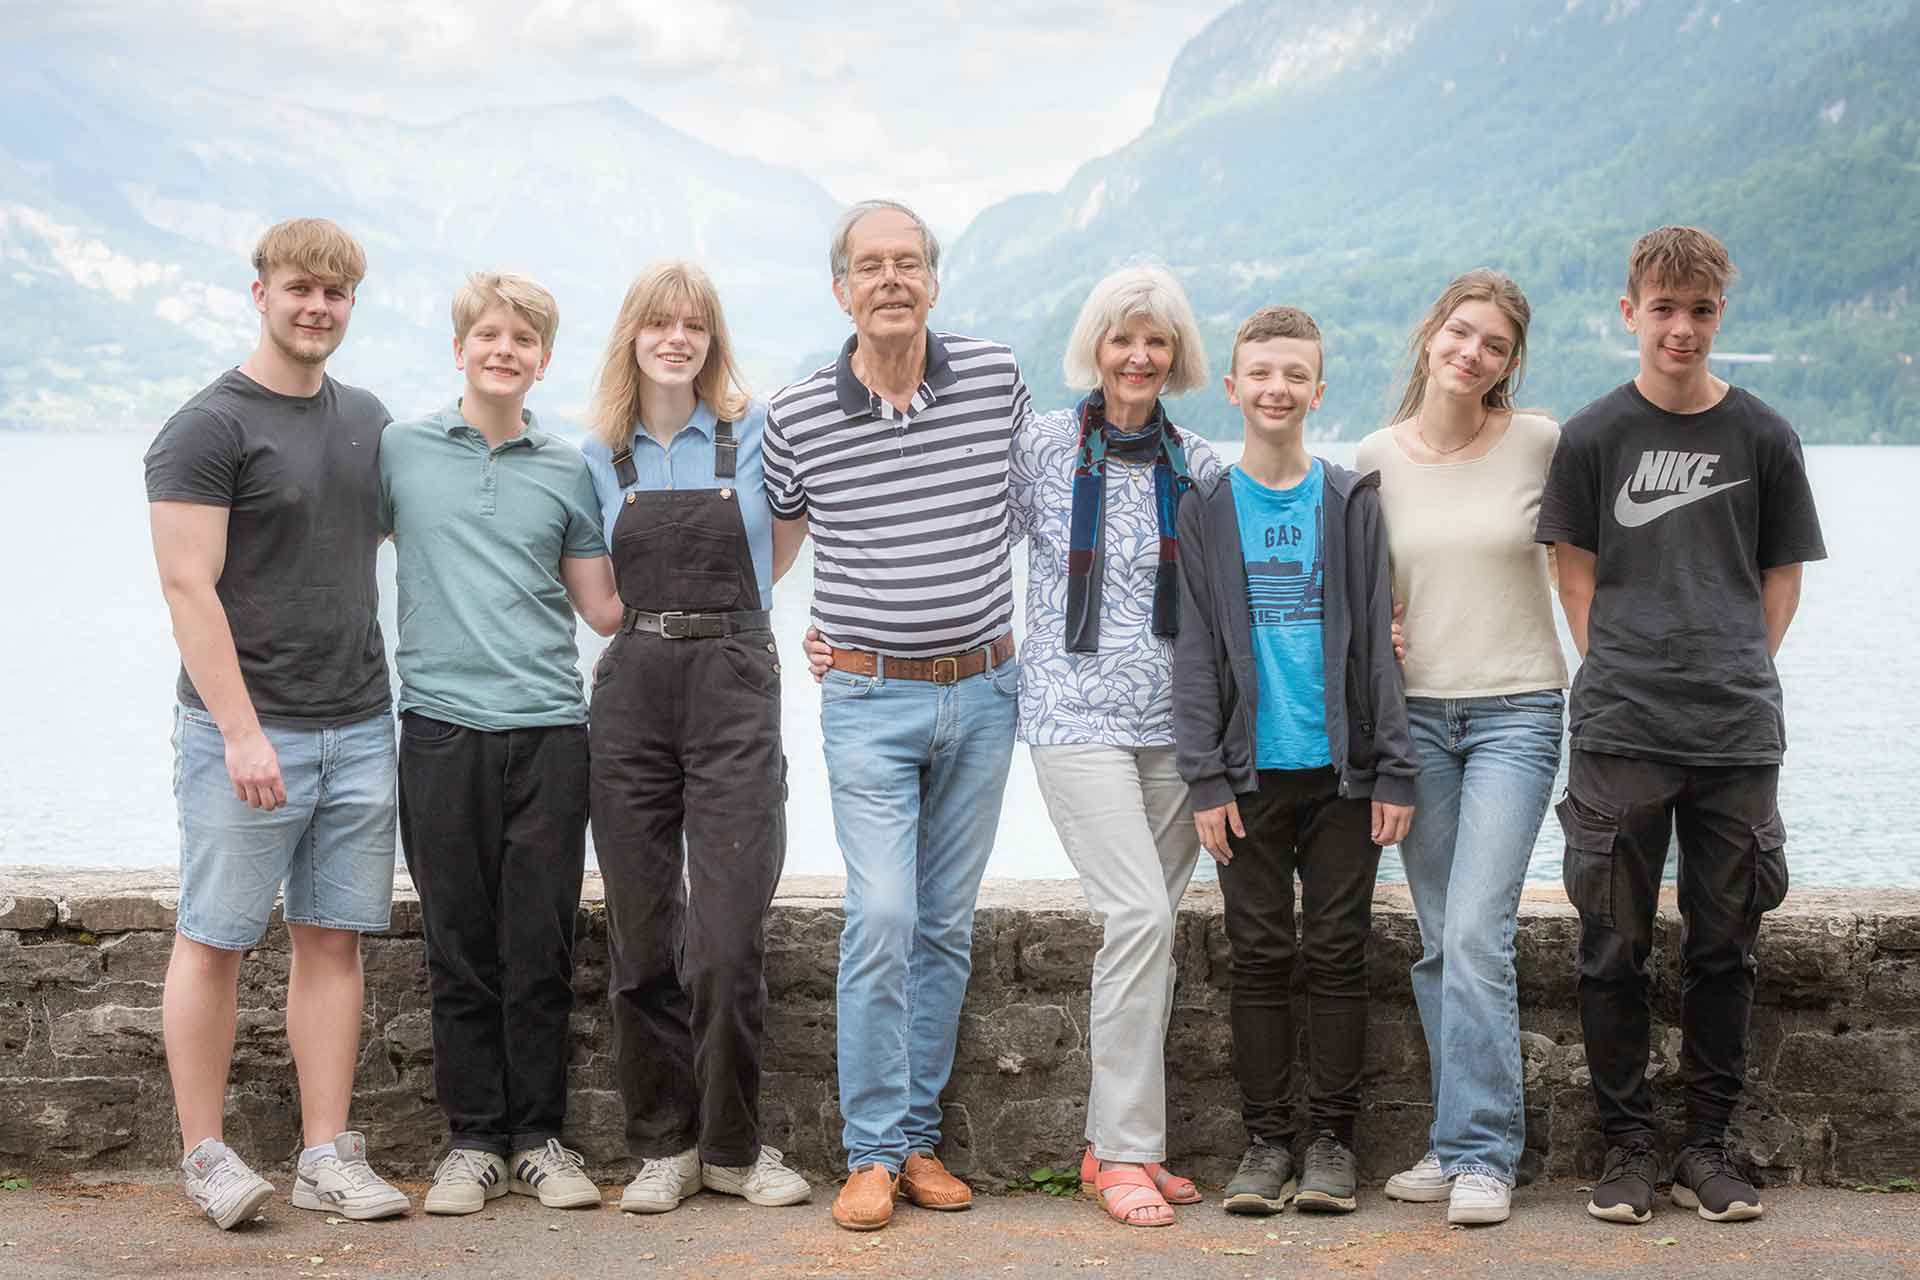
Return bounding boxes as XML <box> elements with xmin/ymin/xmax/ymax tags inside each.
<box><xmin>1144</xmin><ymin>1162</ymin><xmax>1201</xmax><ymax>1202</ymax></box>
<box><xmin>1094</xmin><ymin>1165</ymin><xmax>1171</xmax><ymax>1223</ymax></box>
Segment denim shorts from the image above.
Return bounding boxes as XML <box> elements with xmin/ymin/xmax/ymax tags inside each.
<box><xmin>173</xmin><ymin>705</ymin><xmax>398</xmax><ymax>950</ymax></box>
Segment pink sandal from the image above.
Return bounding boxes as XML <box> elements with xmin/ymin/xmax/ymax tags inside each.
<box><xmin>1090</xmin><ymin>1163</ymin><xmax>1174</xmax><ymax>1227</ymax></box>
<box><xmin>1081</xmin><ymin>1148</ymin><xmax>1201</xmax><ymax>1206</ymax></box>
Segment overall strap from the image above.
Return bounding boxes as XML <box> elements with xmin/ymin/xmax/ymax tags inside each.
<box><xmin>713</xmin><ymin>417</ymin><xmax>737</xmax><ymax>479</ymax></box>
<box><xmin>611</xmin><ymin>445</ymin><xmax>637</xmax><ymax>488</ymax></box>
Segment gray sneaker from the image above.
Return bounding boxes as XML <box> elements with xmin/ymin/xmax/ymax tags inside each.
<box><xmin>1222</xmin><ymin>1139</ymin><xmax>1297</xmax><ymax>1215</ymax></box>
<box><xmin>292</xmin><ymin>1131</ymin><xmax>410</xmax><ymax>1220</ymax></box>
<box><xmin>424</xmin><ymin>1148</ymin><xmax>508</xmax><ymax>1216</ymax></box>
<box><xmin>1294</xmin><ymin>1132</ymin><xmax>1358</xmax><ymax>1213</ymax></box>
<box><xmin>181</xmin><ymin>1138</ymin><xmax>275</xmax><ymax>1230</ymax></box>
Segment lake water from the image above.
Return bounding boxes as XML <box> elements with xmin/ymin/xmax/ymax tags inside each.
<box><xmin>1</xmin><ymin>434</ymin><xmax>1911</xmax><ymax>885</ymax></box>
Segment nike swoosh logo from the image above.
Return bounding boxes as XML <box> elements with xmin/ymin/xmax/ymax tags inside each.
<box><xmin>1613</xmin><ymin>479</ymin><xmax>1749</xmax><ymax>528</ymax></box>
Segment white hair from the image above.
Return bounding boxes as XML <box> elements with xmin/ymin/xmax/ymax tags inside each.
<box><xmin>829</xmin><ymin>199</ymin><xmax>941</xmax><ymax>283</ymax></box>
<box><xmin>1061</xmin><ymin>264</ymin><xmax>1210</xmax><ymax>394</ymax></box>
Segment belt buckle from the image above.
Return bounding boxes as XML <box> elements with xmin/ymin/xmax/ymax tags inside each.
<box><xmin>932</xmin><ymin>656</ymin><xmax>959</xmax><ymax>685</ymax></box>
<box><xmin>658</xmin><ymin>611</ymin><xmax>689</xmax><ymax>640</ymax></box>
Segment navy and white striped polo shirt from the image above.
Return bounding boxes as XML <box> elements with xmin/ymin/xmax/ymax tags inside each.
<box><xmin>764</xmin><ymin>330</ymin><xmax>1031</xmax><ymax>657</ymax></box>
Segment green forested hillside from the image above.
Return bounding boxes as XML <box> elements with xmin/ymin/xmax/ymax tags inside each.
<box><xmin>939</xmin><ymin>0</ymin><xmax>1920</xmax><ymax>441</ymax></box>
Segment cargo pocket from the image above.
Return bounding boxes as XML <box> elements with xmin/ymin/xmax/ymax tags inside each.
<box><xmin>1748</xmin><ymin>813</ymin><xmax>1790</xmax><ymax>916</ymax></box>
<box><xmin>1555</xmin><ymin>794</ymin><xmax>1619</xmax><ymax>930</ymax></box>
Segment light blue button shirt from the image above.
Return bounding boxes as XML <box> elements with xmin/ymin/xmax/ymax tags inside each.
<box><xmin>580</xmin><ymin>400</ymin><xmax>775</xmax><ymax>610</ymax></box>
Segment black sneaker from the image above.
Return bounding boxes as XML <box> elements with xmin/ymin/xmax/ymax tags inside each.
<box><xmin>1671</xmin><ymin>1142</ymin><xmax>1763</xmax><ymax>1222</ymax></box>
<box><xmin>1222</xmin><ymin>1139</ymin><xmax>1297</xmax><ymax>1215</ymax></box>
<box><xmin>1294</xmin><ymin>1132</ymin><xmax>1357</xmax><ymax>1213</ymax></box>
<box><xmin>1587</xmin><ymin>1140</ymin><xmax>1660</xmax><ymax>1224</ymax></box>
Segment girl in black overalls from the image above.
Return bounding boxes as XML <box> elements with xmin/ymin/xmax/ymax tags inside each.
<box><xmin>580</xmin><ymin>261</ymin><xmax>809</xmax><ymax>1212</ymax></box>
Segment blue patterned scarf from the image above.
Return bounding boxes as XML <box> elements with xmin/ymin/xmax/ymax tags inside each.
<box><xmin>1065</xmin><ymin>391</ymin><xmax>1193</xmax><ymax>654</ymax></box>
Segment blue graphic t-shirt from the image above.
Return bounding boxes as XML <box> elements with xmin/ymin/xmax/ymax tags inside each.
<box><xmin>1231</xmin><ymin>462</ymin><xmax>1331</xmax><ymax>770</ymax></box>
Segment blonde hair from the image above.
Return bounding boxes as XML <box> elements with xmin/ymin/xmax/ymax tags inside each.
<box><xmin>1627</xmin><ymin>225</ymin><xmax>1737</xmax><ymax>302</ymax></box>
<box><xmin>588</xmin><ymin>261</ymin><xmax>750</xmax><ymax>451</ymax></box>
<box><xmin>1231</xmin><ymin>305</ymin><xmax>1322</xmax><ymax>374</ymax></box>
<box><xmin>1389</xmin><ymin>268</ymin><xmax>1531</xmax><ymax>425</ymax></box>
<box><xmin>251</xmin><ymin>218</ymin><xmax>367</xmax><ymax>288</ymax></box>
<box><xmin>452</xmin><ymin>271</ymin><xmax>559</xmax><ymax>350</ymax></box>
<box><xmin>1062</xmin><ymin>265</ymin><xmax>1210</xmax><ymax>395</ymax></box>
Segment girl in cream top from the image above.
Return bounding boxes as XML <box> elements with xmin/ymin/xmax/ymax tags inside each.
<box><xmin>1356</xmin><ymin>410</ymin><xmax>1568</xmax><ymax>697</ymax></box>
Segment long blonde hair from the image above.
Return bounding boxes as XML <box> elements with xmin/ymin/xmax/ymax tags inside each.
<box><xmin>588</xmin><ymin>261</ymin><xmax>750</xmax><ymax>450</ymax></box>
<box><xmin>1389</xmin><ymin>268</ymin><xmax>1531</xmax><ymax>426</ymax></box>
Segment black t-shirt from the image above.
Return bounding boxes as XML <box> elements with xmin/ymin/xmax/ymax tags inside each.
<box><xmin>1535</xmin><ymin>381</ymin><xmax>1826</xmax><ymax>766</ymax></box>
<box><xmin>144</xmin><ymin>369</ymin><xmax>392</xmax><ymax>725</ymax></box>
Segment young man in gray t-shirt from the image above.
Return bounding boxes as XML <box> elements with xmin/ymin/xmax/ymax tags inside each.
<box><xmin>144</xmin><ymin>218</ymin><xmax>409</xmax><ymax>1227</ymax></box>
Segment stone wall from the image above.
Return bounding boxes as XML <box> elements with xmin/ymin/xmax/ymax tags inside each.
<box><xmin>3</xmin><ymin>868</ymin><xmax>1917</xmax><ymax>1186</ymax></box>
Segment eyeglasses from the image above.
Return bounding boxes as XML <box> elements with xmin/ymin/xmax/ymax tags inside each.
<box><xmin>849</xmin><ymin>256</ymin><xmax>928</xmax><ymax>283</ymax></box>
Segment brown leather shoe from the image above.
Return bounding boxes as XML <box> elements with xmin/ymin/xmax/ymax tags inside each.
<box><xmin>832</xmin><ymin>1164</ymin><xmax>898</xmax><ymax>1231</ymax></box>
<box><xmin>899</xmin><ymin>1151</ymin><xmax>973</xmax><ymax>1211</ymax></box>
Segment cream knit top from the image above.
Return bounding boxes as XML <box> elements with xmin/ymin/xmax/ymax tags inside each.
<box><xmin>1355</xmin><ymin>412</ymin><xmax>1569</xmax><ymax>699</ymax></box>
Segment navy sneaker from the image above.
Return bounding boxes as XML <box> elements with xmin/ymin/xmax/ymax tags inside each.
<box><xmin>1671</xmin><ymin>1142</ymin><xmax>1763</xmax><ymax>1222</ymax></box>
<box><xmin>1587</xmin><ymin>1140</ymin><xmax>1659</xmax><ymax>1224</ymax></box>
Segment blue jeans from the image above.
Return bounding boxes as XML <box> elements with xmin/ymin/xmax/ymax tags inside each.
<box><xmin>173</xmin><ymin>705</ymin><xmax>397</xmax><ymax>950</ymax></box>
<box><xmin>1399</xmin><ymin>691</ymin><xmax>1562</xmax><ymax>1182</ymax></box>
<box><xmin>821</xmin><ymin>656</ymin><xmax>1018</xmax><ymax>1172</ymax></box>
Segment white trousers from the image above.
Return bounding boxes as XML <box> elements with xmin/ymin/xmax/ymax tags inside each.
<box><xmin>1030</xmin><ymin>743</ymin><xmax>1203</xmax><ymax>1163</ymax></box>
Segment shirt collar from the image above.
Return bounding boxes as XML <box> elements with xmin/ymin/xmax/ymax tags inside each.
<box><xmin>441</xmin><ymin>401</ymin><xmax>547</xmax><ymax>448</ymax></box>
<box><xmin>632</xmin><ymin>400</ymin><xmax>716</xmax><ymax>450</ymax></box>
<box><xmin>834</xmin><ymin>330</ymin><xmax>957</xmax><ymax>417</ymax></box>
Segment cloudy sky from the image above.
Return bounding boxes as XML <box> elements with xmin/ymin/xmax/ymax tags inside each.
<box><xmin>18</xmin><ymin>0</ymin><xmax>1231</xmax><ymax>234</ymax></box>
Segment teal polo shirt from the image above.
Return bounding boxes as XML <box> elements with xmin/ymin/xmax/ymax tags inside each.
<box><xmin>379</xmin><ymin>403</ymin><xmax>608</xmax><ymax>730</ymax></box>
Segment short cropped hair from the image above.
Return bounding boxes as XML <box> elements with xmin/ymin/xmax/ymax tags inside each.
<box><xmin>251</xmin><ymin>218</ymin><xmax>367</xmax><ymax>288</ymax></box>
<box><xmin>1231</xmin><ymin>305</ymin><xmax>1323</xmax><ymax>374</ymax></box>
<box><xmin>1061</xmin><ymin>265</ymin><xmax>1210</xmax><ymax>395</ymax></box>
<box><xmin>452</xmin><ymin>271</ymin><xmax>560</xmax><ymax>351</ymax></box>
<box><xmin>1627</xmin><ymin>226</ymin><xmax>1737</xmax><ymax>301</ymax></box>
<box><xmin>829</xmin><ymin>198</ymin><xmax>941</xmax><ymax>284</ymax></box>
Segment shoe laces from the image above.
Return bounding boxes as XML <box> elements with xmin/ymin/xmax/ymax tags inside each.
<box><xmin>1682</xmin><ymin>1141</ymin><xmax>1735</xmax><ymax>1180</ymax></box>
<box><xmin>525</xmin><ymin>1138</ymin><xmax>587</xmax><ymax>1175</ymax></box>
<box><xmin>1455</xmin><ymin>1171</ymin><xmax>1505</xmax><ymax>1198</ymax></box>
<box><xmin>633</xmin><ymin>1152</ymin><xmax>692</xmax><ymax>1189</ymax></box>
<box><xmin>753</xmin><ymin>1146</ymin><xmax>790</xmax><ymax>1175</ymax></box>
<box><xmin>1236</xmin><ymin>1141</ymin><xmax>1288</xmax><ymax>1176</ymax></box>
<box><xmin>198</xmin><ymin>1154</ymin><xmax>254</xmax><ymax>1198</ymax></box>
<box><xmin>1601</xmin><ymin>1141</ymin><xmax>1659</xmax><ymax>1183</ymax></box>
<box><xmin>437</xmin><ymin>1148</ymin><xmax>497</xmax><ymax>1185</ymax></box>
<box><xmin>1305</xmin><ymin>1133</ymin><xmax>1352</xmax><ymax>1166</ymax></box>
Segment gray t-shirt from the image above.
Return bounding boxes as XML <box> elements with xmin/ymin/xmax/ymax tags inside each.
<box><xmin>1534</xmin><ymin>381</ymin><xmax>1826</xmax><ymax>766</ymax></box>
<box><xmin>144</xmin><ymin>369</ymin><xmax>392</xmax><ymax>725</ymax></box>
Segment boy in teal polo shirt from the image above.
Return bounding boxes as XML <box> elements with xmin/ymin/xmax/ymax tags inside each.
<box><xmin>380</xmin><ymin>272</ymin><xmax>621</xmax><ymax>1217</ymax></box>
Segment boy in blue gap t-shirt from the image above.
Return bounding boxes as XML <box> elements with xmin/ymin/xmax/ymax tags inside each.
<box><xmin>1172</xmin><ymin>306</ymin><xmax>1416</xmax><ymax>1217</ymax></box>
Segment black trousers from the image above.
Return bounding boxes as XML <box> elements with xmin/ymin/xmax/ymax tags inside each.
<box><xmin>1557</xmin><ymin>749</ymin><xmax>1788</xmax><ymax>1145</ymax></box>
<box><xmin>398</xmin><ymin>713</ymin><xmax>590</xmax><ymax>1155</ymax></box>
<box><xmin>590</xmin><ymin>628</ymin><xmax>786</xmax><ymax>1165</ymax></box>
<box><xmin>1217</xmin><ymin>766</ymin><xmax>1382</xmax><ymax>1147</ymax></box>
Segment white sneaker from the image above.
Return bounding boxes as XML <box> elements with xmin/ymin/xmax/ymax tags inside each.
<box><xmin>424</xmin><ymin>1148</ymin><xmax>508</xmax><ymax>1216</ymax></box>
<box><xmin>1447</xmin><ymin>1172</ymin><xmax>1512</xmax><ymax>1225</ymax></box>
<box><xmin>1383</xmin><ymin>1151</ymin><xmax>1451</xmax><ymax>1203</ymax></box>
<box><xmin>702</xmin><ymin>1146</ymin><xmax>812</xmax><ymax>1207</ymax></box>
<box><xmin>510</xmin><ymin>1139</ymin><xmax>601</xmax><ymax>1209</ymax></box>
<box><xmin>620</xmin><ymin>1147</ymin><xmax>702</xmax><ymax>1214</ymax></box>
<box><xmin>181</xmin><ymin>1138</ymin><xmax>275</xmax><ymax>1230</ymax></box>
<box><xmin>292</xmin><ymin>1131</ymin><xmax>410</xmax><ymax>1220</ymax></box>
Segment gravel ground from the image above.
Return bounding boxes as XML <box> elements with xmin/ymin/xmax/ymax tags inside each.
<box><xmin>1</xmin><ymin>1173</ymin><xmax>1916</xmax><ymax>1279</ymax></box>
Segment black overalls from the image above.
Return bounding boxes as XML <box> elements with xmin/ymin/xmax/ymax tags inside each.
<box><xmin>588</xmin><ymin>419</ymin><xmax>786</xmax><ymax>1166</ymax></box>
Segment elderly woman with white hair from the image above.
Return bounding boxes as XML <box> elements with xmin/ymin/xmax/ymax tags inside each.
<box><xmin>1012</xmin><ymin>265</ymin><xmax>1223</xmax><ymax>1227</ymax></box>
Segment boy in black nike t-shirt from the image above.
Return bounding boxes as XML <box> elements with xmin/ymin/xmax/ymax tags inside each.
<box><xmin>1536</xmin><ymin>227</ymin><xmax>1825</xmax><ymax>1228</ymax></box>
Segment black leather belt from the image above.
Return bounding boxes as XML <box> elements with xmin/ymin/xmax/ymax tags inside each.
<box><xmin>621</xmin><ymin>608</ymin><xmax>770</xmax><ymax>639</ymax></box>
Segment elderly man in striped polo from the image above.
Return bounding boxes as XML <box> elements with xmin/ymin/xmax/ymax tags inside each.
<box><xmin>764</xmin><ymin>198</ymin><xmax>1030</xmax><ymax>1232</ymax></box>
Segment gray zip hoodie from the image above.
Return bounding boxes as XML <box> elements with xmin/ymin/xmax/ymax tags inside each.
<box><xmin>1171</xmin><ymin>459</ymin><xmax>1417</xmax><ymax>812</ymax></box>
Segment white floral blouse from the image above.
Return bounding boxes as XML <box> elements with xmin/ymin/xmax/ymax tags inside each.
<box><xmin>1009</xmin><ymin>407</ymin><xmax>1225</xmax><ymax>747</ymax></box>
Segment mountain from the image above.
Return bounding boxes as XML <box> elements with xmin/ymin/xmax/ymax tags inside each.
<box><xmin>0</xmin><ymin>44</ymin><xmax>846</xmax><ymax>431</ymax></box>
<box><xmin>938</xmin><ymin>0</ymin><xmax>1920</xmax><ymax>442</ymax></box>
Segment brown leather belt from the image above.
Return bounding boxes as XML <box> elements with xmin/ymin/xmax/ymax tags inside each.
<box><xmin>827</xmin><ymin>632</ymin><xmax>1014</xmax><ymax>685</ymax></box>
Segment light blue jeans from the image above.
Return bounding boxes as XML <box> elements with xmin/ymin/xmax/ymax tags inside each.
<box><xmin>822</xmin><ymin>656</ymin><xmax>1019</xmax><ymax>1172</ymax></box>
<box><xmin>1399</xmin><ymin>691</ymin><xmax>1562</xmax><ymax>1183</ymax></box>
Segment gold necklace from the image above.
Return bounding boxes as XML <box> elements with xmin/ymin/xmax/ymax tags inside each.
<box><xmin>1417</xmin><ymin>405</ymin><xmax>1491</xmax><ymax>457</ymax></box>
